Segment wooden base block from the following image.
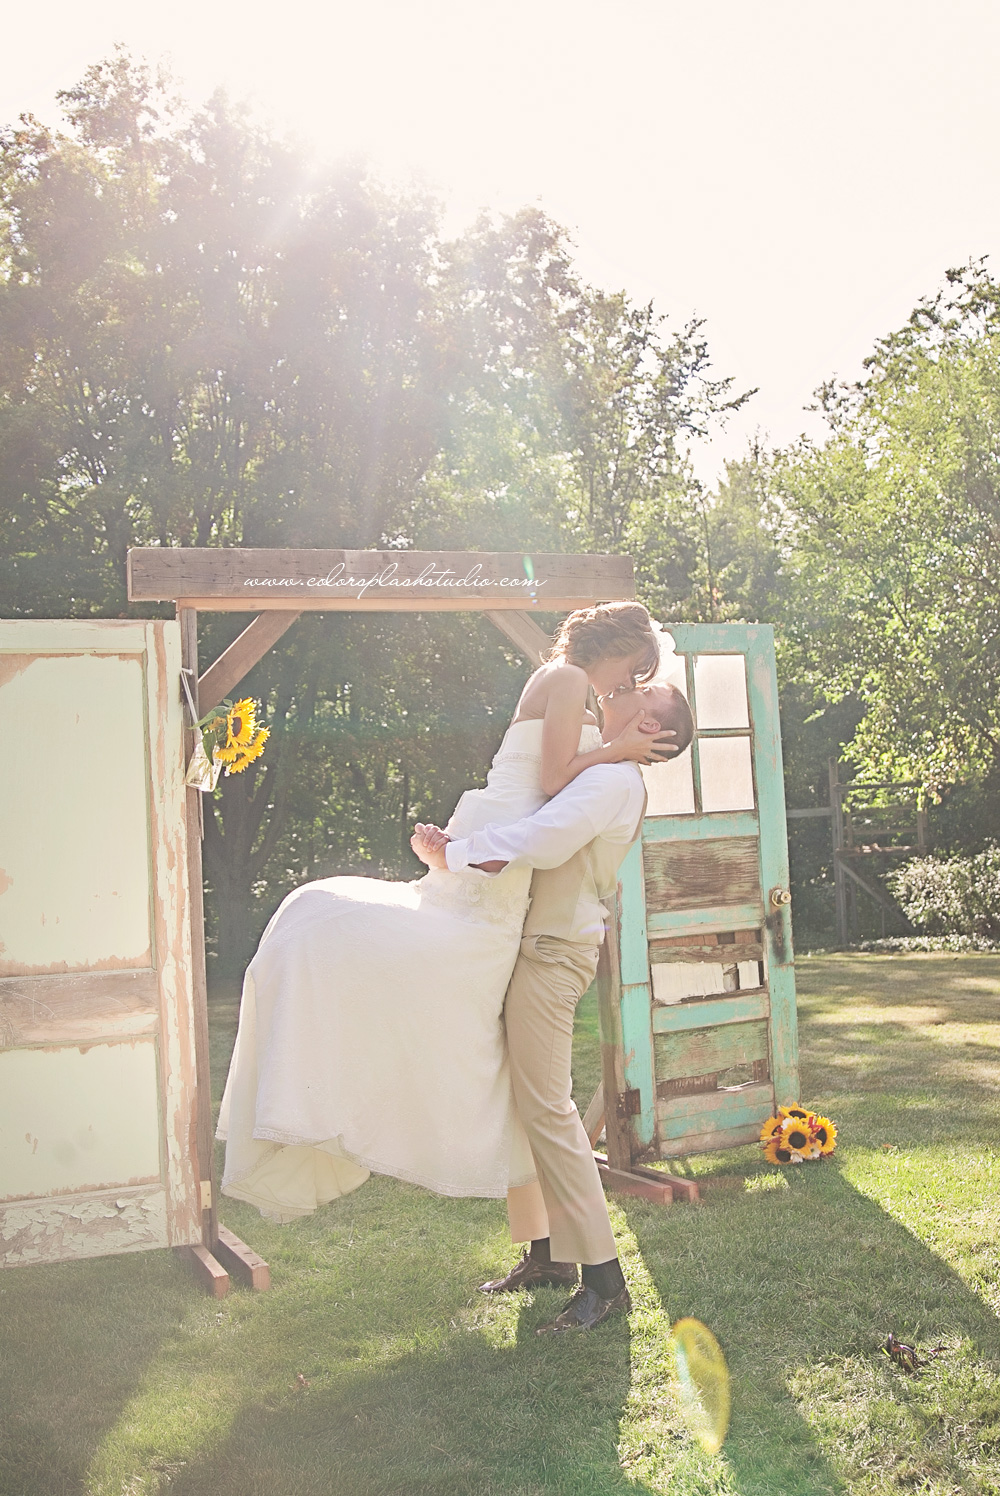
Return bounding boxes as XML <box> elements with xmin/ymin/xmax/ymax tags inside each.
<box><xmin>214</xmin><ymin>1226</ymin><xmax>271</xmax><ymax>1291</ymax></box>
<box><xmin>180</xmin><ymin>1243</ymin><xmax>230</xmax><ymax>1297</ymax></box>
<box><xmin>632</xmin><ymin>1162</ymin><xmax>701</xmax><ymax>1203</ymax></box>
<box><xmin>594</xmin><ymin>1153</ymin><xmax>701</xmax><ymax>1204</ymax></box>
<box><xmin>595</xmin><ymin>1156</ymin><xmax>673</xmax><ymax>1204</ymax></box>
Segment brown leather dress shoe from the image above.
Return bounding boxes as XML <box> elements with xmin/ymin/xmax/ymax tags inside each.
<box><xmin>479</xmin><ymin>1249</ymin><xmax>578</xmax><ymax>1294</ymax></box>
<box><xmin>535</xmin><ymin>1284</ymin><xmax>632</xmax><ymax>1333</ymax></box>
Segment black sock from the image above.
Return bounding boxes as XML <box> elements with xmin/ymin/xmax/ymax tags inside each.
<box><xmin>582</xmin><ymin>1258</ymin><xmax>626</xmax><ymax>1299</ymax></box>
<box><xmin>530</xmin><ymin>1238</ymin><xmax>552</xmax><ymax>1264</ymax></box>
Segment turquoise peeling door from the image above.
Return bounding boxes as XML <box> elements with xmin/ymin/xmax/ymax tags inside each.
<box><xmin>606</xmin><ymin>623</ymin><xmax>798</xmax><ymax>1164</ymax></box>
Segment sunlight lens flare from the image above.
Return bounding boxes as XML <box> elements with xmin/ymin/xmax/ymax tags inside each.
<box><xmin>521</xmin><ymin>555</ymin><xmax>538</xmax><ymax>605</ymax></box>
<box><xmin>669</xmin><ymin>1317</ymin><xmax>731</xmax><ymax>1455</ymax></box>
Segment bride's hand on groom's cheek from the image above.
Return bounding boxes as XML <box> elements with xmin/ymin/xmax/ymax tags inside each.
<box><xmin>645</xmin><ymin>729</ymin><xmax>680</xmax><ymax>762</ymax></box>
<box><xmin>612</xmin><ymin>711</ymin><xmax>680</xmax><ymax>765</ymax></box>
<box><xmin>628</xmin><ymin>714</ymin><xmax>680</xmax><ymax>763</ymax></box>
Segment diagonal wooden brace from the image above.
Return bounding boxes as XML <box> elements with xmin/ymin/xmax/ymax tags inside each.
<box><xmin>197</xmin><ymin>611</ymin><xmax>302</xmax><ymax>715</ymax></box>
<box><xmin>582</xmin><ymin>1083</ymin><xmax>606</xmax><ymax>1148</ymax></box>
<box><xmin>485</xmin><ymin>610</ymin><xmax>552</xmax><ymax>667</ymax></box>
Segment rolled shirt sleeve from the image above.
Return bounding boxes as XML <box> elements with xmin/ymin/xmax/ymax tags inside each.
<box><xmin>444</xmin><ymin>765</ymin><xmax>642</xmax><ymax>874</ymax></box>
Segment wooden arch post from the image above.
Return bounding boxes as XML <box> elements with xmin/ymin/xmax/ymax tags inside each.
<box><xmin>127</xmin><ymin>548</ymin><xmax>635</xmax><ymax>1293</ymax></box>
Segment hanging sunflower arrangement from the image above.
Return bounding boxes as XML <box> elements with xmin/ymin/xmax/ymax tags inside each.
<box><xmin>760</xmin><ymin>1105</ymin><xmax>837</xmax><ymax>1165</ymax></box>
<box><xmin>198</xmin><ymin>697</ymin><xmax>270</xmax><ymax>777</ymax></box>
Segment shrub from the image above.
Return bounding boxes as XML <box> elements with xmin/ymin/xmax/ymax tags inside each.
<box><xmin>888</xmin><ymin>844</ymin><xmax>1000</xmax><ymax>938</ymax></box>
<box><xmin>858</xmin><ymin>934</ymin><xmax>1000</xmax><ymax>953</ymax></box>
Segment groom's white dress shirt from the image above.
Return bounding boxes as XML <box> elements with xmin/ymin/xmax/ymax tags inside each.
<box><xmin>444</xmin><ymin>763</ymin><xmax>646</xmax><ymax>944</ymax></box>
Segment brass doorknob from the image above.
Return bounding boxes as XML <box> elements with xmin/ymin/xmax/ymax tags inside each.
<box><xmin>769</xmin><ymin>887</ymin><xmax>792</xmax><ymax>908</ymax></box>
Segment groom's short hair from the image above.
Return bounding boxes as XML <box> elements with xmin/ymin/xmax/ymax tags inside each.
<box><xmin>644</xmin><ymin>684</ymin><xmax>694</xmax><ymax>754</ymax></box>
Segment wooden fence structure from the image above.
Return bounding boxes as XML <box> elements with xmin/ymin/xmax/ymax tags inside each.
<box><xmin>786</xmin><ymin>760</ymin><xmax>928</xmax><ymax>946</ymax></box>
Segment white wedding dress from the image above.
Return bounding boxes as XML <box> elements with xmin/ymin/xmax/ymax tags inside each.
<box><xmin>217</xmin><ymin>719</ymin><xmax>603</xmax><ymax>1222</ymax></box>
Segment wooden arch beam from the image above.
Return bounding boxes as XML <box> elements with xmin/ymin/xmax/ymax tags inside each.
<box><xmin>129</xmin><ymin>547</ymin><xmax>634</xmax><ymax>613</ymax></box>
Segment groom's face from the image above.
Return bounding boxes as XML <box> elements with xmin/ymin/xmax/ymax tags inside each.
<box><xmin>601</xmin><ymin>682</ymin><xmax>654</xmax><ymax>735</ymax></box>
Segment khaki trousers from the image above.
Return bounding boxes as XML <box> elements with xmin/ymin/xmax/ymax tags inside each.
<box><xmin>504</xmin><ymin>934</ymin><xmax>617</xmax><ymax>1266</ymax></box>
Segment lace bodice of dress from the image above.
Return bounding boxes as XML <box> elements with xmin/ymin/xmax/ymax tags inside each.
<box><xmin>417</xmin><ymin>719</ymin><xmax>604</xmax><ymax>934</ymax></box>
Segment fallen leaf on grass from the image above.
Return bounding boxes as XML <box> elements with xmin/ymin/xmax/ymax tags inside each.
<box><xmin>882</xmin><ymin>1333</ymin><xmax>948</xmax><ymax>1374</ymax></box>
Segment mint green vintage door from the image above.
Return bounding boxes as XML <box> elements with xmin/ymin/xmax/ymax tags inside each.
<box><xmin>603</xmin><ymin>623</ymin><xmax>798</xmax><ymax>1164</ymax></box>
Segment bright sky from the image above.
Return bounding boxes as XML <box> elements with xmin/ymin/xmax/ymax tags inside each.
<box><xmin>6</xmin><ymin>0</ymin><xmax>1000</xmax><ymax>484</ymax></box>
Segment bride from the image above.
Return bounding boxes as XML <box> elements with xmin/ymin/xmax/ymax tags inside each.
<box><xmin>218</xmin><ymin>602</ymin><xmax>673</xmax><ymax>1222</ymax></box>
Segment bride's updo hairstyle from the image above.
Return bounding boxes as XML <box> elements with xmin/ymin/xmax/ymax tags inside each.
<box><xmin>546</xmin><ymin>601</ymin><xmax>660</xmax><ymax>683</ymax></box>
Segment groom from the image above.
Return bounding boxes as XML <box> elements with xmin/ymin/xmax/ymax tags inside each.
<box><xmin>413</xmin><ymin>679</ymin><xmax>694</xmax><ymax>1333</ymax></box>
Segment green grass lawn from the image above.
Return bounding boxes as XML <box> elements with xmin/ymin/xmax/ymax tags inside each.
<box><xmin>5</xmin><ymin>954</ymin><xmax>1000</xmax><ymax>1496</ymax></box>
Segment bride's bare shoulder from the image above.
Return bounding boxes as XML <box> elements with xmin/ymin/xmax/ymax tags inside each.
<box><xmin>512</xmin><ymin>660</ymin><xmax>589</xmax><ymax>723</ymax></box>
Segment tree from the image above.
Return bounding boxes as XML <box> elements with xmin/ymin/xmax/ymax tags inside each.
<box><xmin>776</xmin><ymin>261</ymin><xmax>1000</xmax><ymax>803</ymax></box>
<box><xmin>0</xmin><ymin>52</ymin><xmax>742</xmax><ymax>969</ymax></box>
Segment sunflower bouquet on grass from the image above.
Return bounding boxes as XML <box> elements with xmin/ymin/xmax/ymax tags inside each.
<box><xmin>186</xmin><ymin>697</ymin><xmax>270</xmax><ymax>790</ymax></box>
<box><xmin>760</xmin><ymin>1105</ymin><xmax>837</xmax><ymax>1165</ymax></box>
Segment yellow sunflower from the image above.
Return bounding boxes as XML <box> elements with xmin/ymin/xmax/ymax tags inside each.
<box><xmin>763</xmin><ymin>1136</ymin><xmax>795</xmax><ymax>1166</ymax></box>
<box><xmin>224</xmin><ymin>726</ymin><xmax>270</xmax><ymax>775</ymax></box>
<box><xmin>780</xmin><ymin>1119</ymin><xmax>813</xmax><ymax>1157</ymax></box>
<box><xmin>225</xmin><ymin>699</ymin><xmax>258</xmax><ymax>749</ymax></box>
<box><xmin>198</xmin><ymin>696</ymin><xmax>270</xmax><ymax>777</ymax></box>
<box><xmin>759</xmin><ymin>1115</ymin><xmax>784</xmax><ymax>1144</ymax></box>
<box><xmin>811</xmin><ymin>1115</ymin><xmax>838</xmax><ymax>1156</ymax></box>
<box><xmin>779</xmin><ymin>1105</ymin><xmax>812</xmax><ymax>1123</ymax></box>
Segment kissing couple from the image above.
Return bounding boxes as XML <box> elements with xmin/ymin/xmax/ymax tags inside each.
<box><xmin>218</xmin><ymin>601</ymin><xmax>694</xmax><ymax>1333</ymax></box>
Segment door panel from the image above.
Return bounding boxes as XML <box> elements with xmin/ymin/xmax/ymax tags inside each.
<box><xmin>607</xmin><ymin>623</ymin><xmax>798</xmax><ymax>1164</ymax></box>
<box><xmin>0</xmin><ymin>653</ymin><xmax>152</xmax><ymax>974</ymax></box>
<box><xmin>0</xmin><ymin>1040</ymin><xmax>161</xmax><ymax>1198</ymax></box>
<box><xmin>0</xmin><ymin>621</ymin><xmax>201</xmax><ymax>1265</ymax></box>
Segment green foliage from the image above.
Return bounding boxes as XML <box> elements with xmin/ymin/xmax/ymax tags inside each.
<box><xmin>888</xmin><ymin>843</ymin><xmax>1000</xmax><ymax>938</ymax></box>
<box><xmin>0</xmin><ymin>51</ymin><xmax>740</xmax><ymax>970</ymax></box>
<box><xmin>777</xmin><ymin>260</ymin><xmax>1000</xmax><ymax>797</ymax></box>
<box><xmin>15</xmin><ymin>58</ymin><xmax>1000</xmax><ymax>955</ymax></box>
<box><xmin>0</xmin><ymin>51</ymin><xmax>454</xmax><ymax>618</ymax></box>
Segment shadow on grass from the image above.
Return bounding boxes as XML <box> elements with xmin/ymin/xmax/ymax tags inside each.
<box><xmin>624</xmin><ymin>1154</ymin><xmax>1000</xmax><ymax>1496</ymax></box>
<box><xmin>168</xmin><ymin>1288</ymin><xmax>642</xmax><ymax>1497</ymax></box>
<box><xmin>0</xmin><ymin>1250</ymin><xmax>193</xmax><ymax>1496</ymax></box>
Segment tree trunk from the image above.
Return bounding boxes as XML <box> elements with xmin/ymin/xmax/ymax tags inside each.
<box><xmin>208</xmin><ymin>859</ymin><xmax>263</xmax><ymax>978</ymax></box>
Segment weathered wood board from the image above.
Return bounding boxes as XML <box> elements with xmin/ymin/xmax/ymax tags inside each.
<box><xmin>127</xmin><ymin>548</ymin><xmax>635</xmax><ymax>611</ymax></box>
<box><xmin>654</xmin><ymin>1018</ymin><xmax>770</xmax><ymax>1085</ymax></box>
<box><xmin>643</xmin><ymin>836</ymin><xmax>761</xmax><ymax>912</ymax></box>
<box><xmin>0</xmin><ymin>971</ymin><xmax>159</xmax><ymax>1046</ymax></box>
<box><xmin>0</xmin><ymin>621</ymin><xmax>202</xmax><ymax>1267</ymax></box>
